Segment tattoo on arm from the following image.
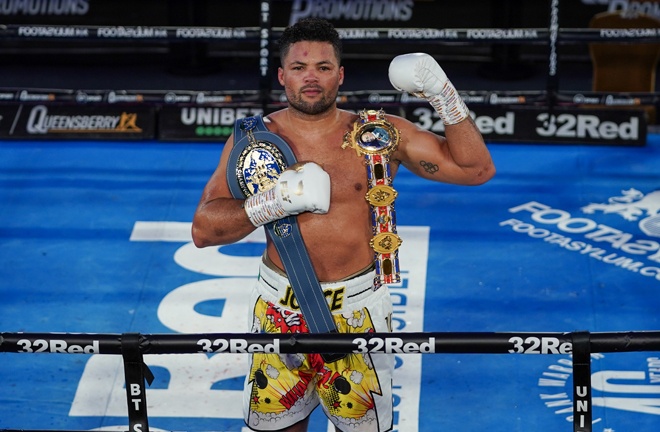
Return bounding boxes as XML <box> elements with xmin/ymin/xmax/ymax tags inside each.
<box><xmin>419</xmin><ymin>160</ymin><xmax>439</xmax><ymax>175</ymax></box>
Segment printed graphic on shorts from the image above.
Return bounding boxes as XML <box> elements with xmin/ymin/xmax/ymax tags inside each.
<box><xmin>247</xmin><ymin>297</ymin><xmax>385</xmax><ymax>431</ymax></box>
<box><xmin>121</xmin><ymin>223</ymin><xmax>428</xmax><ymax>431</ymax></box>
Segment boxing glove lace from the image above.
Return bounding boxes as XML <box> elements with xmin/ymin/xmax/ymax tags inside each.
<box><xmin>243</xmin><ymin>162</ymin><xmax>330</xmax><ymax>227</ymax></box>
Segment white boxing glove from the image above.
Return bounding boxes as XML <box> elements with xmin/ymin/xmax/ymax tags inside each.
<box><xmin>243</xmin><ymin>161</ymin><xmax>330</xmax><ymax>227</ymax></box>
<box><xmin>388</xmin><ymin>52</ymin><xmax>470</xmax><ymax>125</ymax></box>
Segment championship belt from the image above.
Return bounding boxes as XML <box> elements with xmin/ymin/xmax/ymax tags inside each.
<box><xmin>342</xmin><ymin>109</ymin><xmax>402</xmax><ymax>286</ymax></box>
<box><xmin>227</xmin><ymin>115</ymin><xmax>345</xmax><ymax>362</ymax></box>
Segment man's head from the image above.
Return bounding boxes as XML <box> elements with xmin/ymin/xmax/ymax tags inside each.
<box><xmin>278</xmin><ymin>18</ymin><xmax>343</xmax><ymax>66</ymax></box>
<box><xmin>277</xmin><ymin>18</ymin><xmax>344</xmax><ymax>116</ymax></box>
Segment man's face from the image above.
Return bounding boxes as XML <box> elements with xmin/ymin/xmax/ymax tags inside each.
<box><xmin>278</xmin><ymin>41</ymin><xmax>344</xmax><ymax>115</ymax></box>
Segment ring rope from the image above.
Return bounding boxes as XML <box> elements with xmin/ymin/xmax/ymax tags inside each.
<box><xmin>0</xmin><ymin>0</ymin><xmax>658</xmax><ymax>113</ymax></box>
<box><xmin>2</xmin><ymin>0</ymin><xmax>660</xmax><ymax>111</ymax></box>
<box><xmin>2</xmin><ymin>21</ymin><xmax>660</xmax><ymax>109</ymax></box>
<box><xmin>3</xmin><ymin>24</ymin><xmax>660</xmax><ymax>44</ymax></box>
<box><xmin>2</xmin><ymin>330</ymin><xmax>660</xmax><ymax>432</ymax></box>
<box><xmin>2</xmin><ymin>87</ymin><xmax>658</xmax><ymax>108</ymax></box>
<box><xmin>2</xmin><ymin>330</ymin><xmax>660</xmax><ymax>355</ymax></box>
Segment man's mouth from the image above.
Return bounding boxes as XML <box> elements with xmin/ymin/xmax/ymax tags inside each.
<box><xmin>301</xmin><ymin>86</ymin><xmax>322</xmax><ymax>96</ymax></box>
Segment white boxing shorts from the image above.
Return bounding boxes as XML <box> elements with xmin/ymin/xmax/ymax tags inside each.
<box><xmin>243</xmin><ymin>260</ymin><xmax>395</xmax><ymax>432</ymax></box>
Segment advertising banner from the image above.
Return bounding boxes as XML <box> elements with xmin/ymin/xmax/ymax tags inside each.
<box><xmin>158</xmin><ymin>105</ymin><xmax>264</xmax><ymax>142</ymax></box>
<box><xmin>0</xmin><ymin>104</ymin><xmax>156</xmax><ymax>140</ymax></box>
<box><xmin>1</xmin><ymin>101</ymin><xmax>648</xmax><ymax>145</ymax></box>
<box><xmin>405</xmin><ymin>105</ymin><xmax>648</xmax><ymax>146</ymax></box>
<box><xmin>0</xmin><ymin>0</ymin><xmax>621</xmax><ymax>30</ymax></box>
<box><xmin>0</xmin><ymin>105</ymin><xmax>18</xmax><ymax>136</ymax></box>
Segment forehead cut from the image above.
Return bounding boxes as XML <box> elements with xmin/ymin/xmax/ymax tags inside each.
<box><xmin>283</xmin><ymin>42</ymin><xmax>339</xmax><ymax>67</ymax></box>
<box><xmin>278</xmin><ymin>17</ymin><xmax>343</xmax><ymax>65</ymax></box>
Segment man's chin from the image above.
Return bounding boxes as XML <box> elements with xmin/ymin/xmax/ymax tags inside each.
<box><xmin>290</xmin><ymin>100</ymin><xmax>334</xmax><ymax>116</ymax></box>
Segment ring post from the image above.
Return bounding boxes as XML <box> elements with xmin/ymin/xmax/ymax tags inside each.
<box><xmin>259</xmin><ymin>0</ymin><xmax>273</xmax><ymax>112</ymax></box>
<box><xmin>546</xmin><ymin>0</ymin><xmax>561</xmax><ymax>111</ymax></box>
<box><xmin>121</xmin><ymin>333</ymin><xmax>154</xmax><ymax>432</ymax></box>
<box><xmin>571</xmin><ymin>331</ymin><xmax>592</xmax><ymax>432</ymax></box>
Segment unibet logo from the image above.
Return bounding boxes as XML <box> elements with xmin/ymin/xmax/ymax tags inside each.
<box><xmin>181</xmin><ymin>107</ymin><xmax>264</xmax><ymax>126</ymax></box>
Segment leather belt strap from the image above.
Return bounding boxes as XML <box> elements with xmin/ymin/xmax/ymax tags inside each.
<box><xmin>226</xmin><ymin>116</ymin><xmax>343</xmax><ymax>358</ymax></box>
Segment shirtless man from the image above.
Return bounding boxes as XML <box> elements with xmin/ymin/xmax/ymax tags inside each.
<box><xmin>192</xmin><ymin>17</ymin><xmax>494</xmax><ymax>432</ymax></box>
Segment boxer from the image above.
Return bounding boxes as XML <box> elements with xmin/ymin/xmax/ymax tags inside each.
<box><xmin>192</xmin><ymin>18</ymin><xmax>495</xmax><ymax>432</ymax></box>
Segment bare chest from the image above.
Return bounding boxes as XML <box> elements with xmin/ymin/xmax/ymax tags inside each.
<box><xmin>283</xmin><ymin>129</ymin><xmax>368</xmax><ymax>196</ymax></box>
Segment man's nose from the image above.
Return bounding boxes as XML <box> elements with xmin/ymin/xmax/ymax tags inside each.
<box><xmin>303</xmin><ymin>70</ymin><xmax>319</xmax><ymax>82</ymax></box>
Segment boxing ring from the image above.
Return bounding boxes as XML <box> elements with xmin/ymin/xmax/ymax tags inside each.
<box><xmin>0</xmin><ymin>0</ymin><xmax>658</xmax><ymax>144</ymax></box>
<box><xmin>2</xmin><ymin>1</ymin><xmax>660</xmax><ymax>431</ymax></box>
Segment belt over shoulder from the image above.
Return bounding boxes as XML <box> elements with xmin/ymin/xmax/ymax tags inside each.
<box><xmin>226</xmin><ymin>116</ymin><xmax>344</xmax><ymax>361</ymax></box>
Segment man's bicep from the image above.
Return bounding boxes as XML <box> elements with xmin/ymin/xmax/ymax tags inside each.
<box><xmin>201</xmin><ymin>136</ymin><xmax>237</xmax><ymax>201</ymax></box>
<box><xmin>398</xmin><ymin>128</ymin><xmax>453</xmax><ymax>181</ymax></box>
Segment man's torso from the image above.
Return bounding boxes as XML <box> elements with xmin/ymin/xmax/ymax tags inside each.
<box><xmin>262</xmin><ymin>109</ymin><xmax>399</xmax><ymax>281</ymax></box>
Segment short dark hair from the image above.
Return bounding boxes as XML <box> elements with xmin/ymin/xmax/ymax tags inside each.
<box><xmin>278</xmin><ymin>18</ymin><xmax>343</xmax><ymax>65</ymax></box>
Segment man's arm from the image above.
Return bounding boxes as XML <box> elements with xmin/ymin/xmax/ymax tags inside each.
<box><xmin>191</xmin><ymin>135</ymin><xmax>257</xmax><ymax>248</ymax></box>
<box><xmin>388</xmin><ymin>53</ymin><xmax>495</xmax><ymax>186</ymax></box>
<box><xmin>191</xmin><ymin>135</ymin><xmax>332</xmax><ymax>248</ymax></box>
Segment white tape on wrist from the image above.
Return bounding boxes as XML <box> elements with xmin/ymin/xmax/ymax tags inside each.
<box><xmin>428</xmin><ymin>80</ymin><xmax>470</xmax><ymax>125</ymax></box>
<box><xmin>244</xmin><ymin>187</ymin><xmax>287</xmax><ymax>227</ymax></box>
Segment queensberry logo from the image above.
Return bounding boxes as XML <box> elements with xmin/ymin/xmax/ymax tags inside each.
<box><xmin>499</xmin><ymin>188</ymin><xmax>660</xmax><ymax>284</ymax></box>
<box><xmin>25</xmin><ymin>105</ymin><xmax>143</xmax><ymax>134</ymax></box>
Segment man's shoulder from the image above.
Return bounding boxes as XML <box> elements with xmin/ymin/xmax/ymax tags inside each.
<box><xmin>261</xmin><ymin>110</ymin><xmax>284</xmax><ymax>133</ymax></box>
<box><xmin>263</xmin><ymin>110</ymin><xmax>281</xmax><ymax>122</ymax></box>
<box><xmin>383</xmin><ymin>112</ymin><xmax>415</xmax><ymax>131</ymax></box>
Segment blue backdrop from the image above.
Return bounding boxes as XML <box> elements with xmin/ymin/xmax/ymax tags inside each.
<box><xmin>1</xmin><ymin>135</ymin><xmax>660</xmax><ymax>432</ymax></box>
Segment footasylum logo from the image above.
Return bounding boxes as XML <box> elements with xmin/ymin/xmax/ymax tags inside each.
<box><xmin>582</xmin><ymin>188</ymin><xmax>660</xmax><ymax>238</ymax></box>
<box><xmin>504</xmin><ymin>188</ymin><xmax>660</xmax><ymax>428</ymax></box>
<box><xmin>500</xmin><ymin>188</ymin><xmax>660</xmax><ymax>284</ymax></box>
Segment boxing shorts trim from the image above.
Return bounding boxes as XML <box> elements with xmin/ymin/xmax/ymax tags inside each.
<box><xmin>342</xmin><ymin>109</ymin><xmax>402</xmax><ymax>287</ymax></box>
<box><xmin>227</xmin><ymin>115</ymin><xmax>343</xmax><ymax>361</ymax></box>
<box><xmin>258</xmin><ymin>260</ymin><xmax>380</xmax><ymax>314</ymax></box>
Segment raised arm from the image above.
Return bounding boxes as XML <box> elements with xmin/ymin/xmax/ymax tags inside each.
<box><xmin>388</xmin><ymin>53</ymin><xmax>495</xmax><ymax>185</ymax></box>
